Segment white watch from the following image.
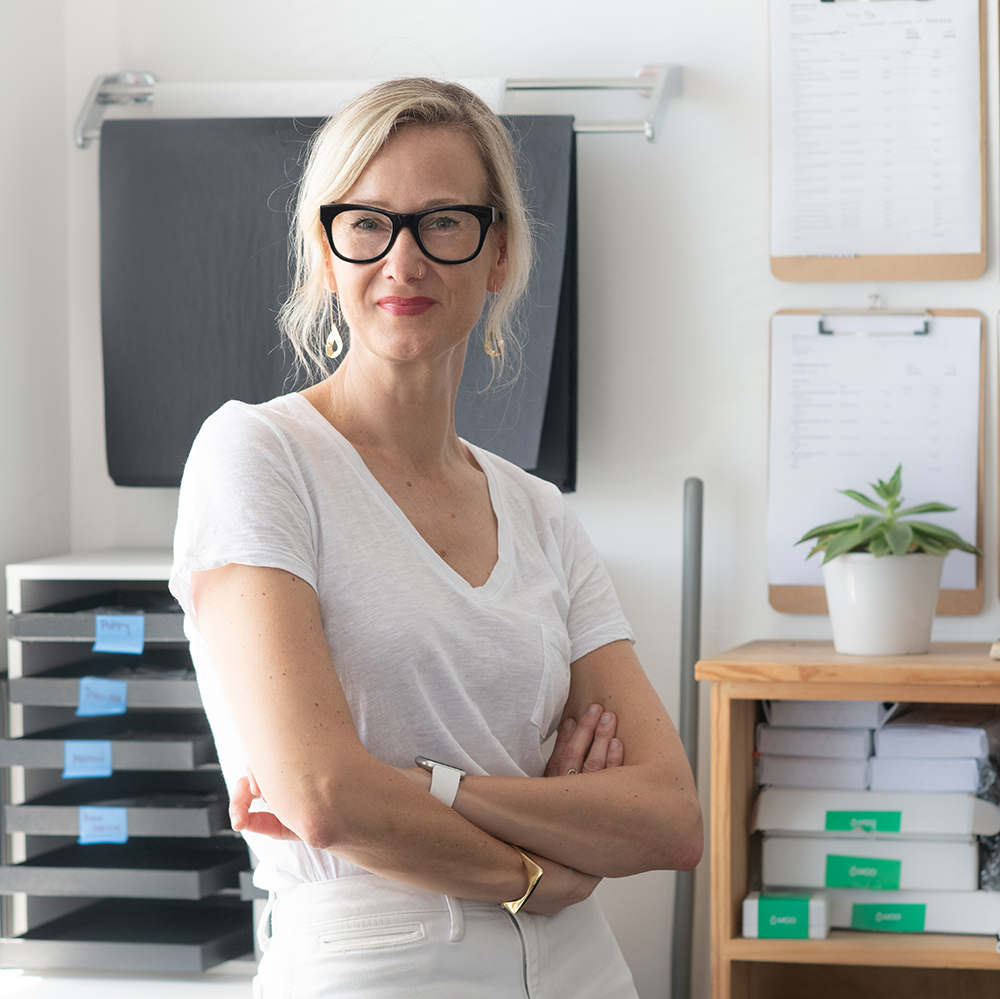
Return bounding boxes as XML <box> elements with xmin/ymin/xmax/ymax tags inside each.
<box><xmin>415</xmin><ymin>756</ymin><xmax>466</xmax><ymax>807</ymax></box>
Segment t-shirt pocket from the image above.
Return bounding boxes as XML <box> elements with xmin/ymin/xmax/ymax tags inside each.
<box><xmin>530</xmin><ymin>623</ymin><xmax>572</xmax><ymax>739</ymax></box>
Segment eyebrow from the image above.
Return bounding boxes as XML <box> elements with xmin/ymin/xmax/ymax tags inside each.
<box><xmin>346</xmin><ymin>198</ymin><xmax>481</xmax><ymax>212</ymax></box>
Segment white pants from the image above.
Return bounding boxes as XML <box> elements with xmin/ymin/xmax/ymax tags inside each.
<box><xmin>253</xmin><ymin>874</ymin><xmax>639</xmax><ymax>999</ymax></box>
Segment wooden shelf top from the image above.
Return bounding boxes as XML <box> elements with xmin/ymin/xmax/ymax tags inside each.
<box><xmin>695</xmin><ymin>640</ymin><xmax>1000</xmax><ymax>690</ymax></box>
<box><xmin>724</xmin><ymin>929</ymin><xmax>1000</xmax><ymax>970</ymax></box>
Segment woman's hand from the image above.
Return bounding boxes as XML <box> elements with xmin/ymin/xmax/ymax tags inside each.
<box><xmin>230</xmin><ymin>768</ymin><xmax>302</xmax><ymax>840</ymax></box>
<box><xmin>544</xmin><ymin>703</ymin><xmax>624</xmax><ymax>778</ymax></box>
<box><xmin>518</xmin><ymin>849</ymin><xmax>601</xmax><ymax>915</ymax></box>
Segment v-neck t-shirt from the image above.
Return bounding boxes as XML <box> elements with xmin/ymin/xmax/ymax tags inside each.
<box><xmin>170</xmin><ymin>393</ymin><xmax>633</xmax><ymax>889</ymax></box>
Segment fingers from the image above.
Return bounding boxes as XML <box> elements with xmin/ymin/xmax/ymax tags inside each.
<box><xmin>552</xmin><ymin>704</ymin><xmax>612</xmax><ymax>776</ymax></box>
<box><xmin>606</xmin><ymin>738</ymin><xmax>624</xmax><ymax>769</ymax></box>
<box><xmin>581</xmin><ymin>710</ymin><xmax>618</xmax><ymax>774</ymax></box>
<box><xmin>544</xmin><ymin>716</ymin><xmax>578</xmax><ymax>777</ymax></box>
<box><xmin>229</xmin><ymin>775</ymin><xmax>255</xmax><ymax>831</ymax></box>
<box><xmin>246</xmin><ymin>765</ymin><xmax>261</xmax><ymax>797</ymax></box>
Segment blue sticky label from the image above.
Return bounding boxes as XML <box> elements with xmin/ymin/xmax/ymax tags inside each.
<box><xmin>62</xmin><ymin>740</ymin><xmax>113</xmax><ymax>778</ymax></box>
<box><xmin>76</xmin><ymin>677</ymin><xmax>127</xmax><ymax>717</ymax></box>
<box><xmin>92</xmin><ymin>615</ymin><xmax>145</xmax><ymax>655</ymax></box>
<box><xmin>78</xmin><ymin>806</ymin><xmax>128</xmax><ymax>844</ymax></box>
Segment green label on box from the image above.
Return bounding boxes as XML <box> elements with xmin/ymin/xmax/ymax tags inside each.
<box><xmin>757</xmin><ymin>895</ymin><xmax>810</xmax><ymax>939</ymax></box>
<box><xmin>850</xmin><ymin>903</ymin><xmax>925</xmax><ymax>933</ymax></box>
<box><xmin>825</xmin><ymin>854</ymin><xmax>901</xmax><ymax>890</ymax></box>
<box><xmin>825</xmin><ymin>811</ymin><xmax>901</xmax><ymax>834</ymax></box>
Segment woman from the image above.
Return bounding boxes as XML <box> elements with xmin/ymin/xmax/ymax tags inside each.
<box><xmin>170</xmin><ymin>78</ymin><xmax>702</xmax><ymax>998</ymax></box>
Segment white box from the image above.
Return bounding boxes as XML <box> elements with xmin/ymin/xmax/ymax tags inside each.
<box><xmin>753</xmin><ymin>788</ymin><xmax>1000</xmax><ymax>837</ymax></box>
<box><xmin>742</xmin><ymin>891</ymin><xmax>829</xmax><ymax>940</ymax></box>
<box><xmin>875</xmin><ymin>708</ymin><xmax>1000</xmax><ymax>759</ymax></box>
<box><xmin>758</xmin><ymin>755</ymin><xmax>870</xmax><ymax>790</ymax></box>
<box><xmin>826</xmin><ymin>889</ymin><xmax>1000</xmax><ymax>936</ymax></box>
<box><xmin>869</xmin><ymin>756</ymin><xmax>981</xmax><ymax>793</ymax></box>
<box><xmin>757</xmin><ymin>724</ymin><xmax>872</xmax><ymax>759</ymax></box>
<box><xmin>762</xmin><ymin>834</ymin><xmax>979</xmax><ymax>892</ymax></box>
<box><xmin>764</xmin><ymin>700</ymin><xmax>898</xmax><ymax>729</ymax></box>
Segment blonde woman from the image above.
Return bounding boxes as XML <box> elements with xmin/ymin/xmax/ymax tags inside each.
<box><xmin>170</xmin><ymin>78</ymin><xmax>701</xmax><ymax>998</ymax></box>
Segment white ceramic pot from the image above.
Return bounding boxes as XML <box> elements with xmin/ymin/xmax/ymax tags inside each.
<box><xmin>821</xmin><ymin>552</ymin><xmax>945</xmax><ymax>655</ymax></box>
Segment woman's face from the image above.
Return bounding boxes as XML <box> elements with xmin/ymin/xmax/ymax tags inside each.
<box><xmin>326</xmin><ymin>125</ymin><xmax>507</xmax><ymax>366</ymax></box>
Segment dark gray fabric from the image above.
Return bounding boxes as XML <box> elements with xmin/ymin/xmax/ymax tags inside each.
<box><xmin>99</xmin><ymin>115</ymin><xmax>576</xmax><ymax>489</ymax></box>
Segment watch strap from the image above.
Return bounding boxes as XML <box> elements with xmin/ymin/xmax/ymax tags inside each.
<box><xmin>428</xmin><ymin>763</ymin><xmax>463</xmax><ymax>807</ymax></box>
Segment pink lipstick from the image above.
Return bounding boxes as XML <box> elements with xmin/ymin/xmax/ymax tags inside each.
<box><xmin>378</xmin><ymin>296</ymin><xmax>436</xmax><ymax>316</ymax></box>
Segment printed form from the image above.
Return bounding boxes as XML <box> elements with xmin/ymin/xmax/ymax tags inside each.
<box><xmin>768</xmin><ymin>313</ymin><xmax>980</xmax><ymax>590</ymax></box>
<box><xmin>771</xmin><ymin>0</ymin><xmax>981</xmax><ymax>257</ymax></box>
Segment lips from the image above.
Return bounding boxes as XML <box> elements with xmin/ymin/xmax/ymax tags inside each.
<box><xmin>378</xmin><ymin>296</ymin><xmax>436</xmax><ymax>316</ymax></box>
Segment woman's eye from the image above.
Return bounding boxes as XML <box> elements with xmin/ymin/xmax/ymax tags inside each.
<box><xmin>426</xmin><ymin>215</ymin><xmax>459</xmax><ymax>231</ymax></box>
<box><xmin>353</xmin><ymin>216</ymin><xmax>388</xmax><ymax>232</ymax></box>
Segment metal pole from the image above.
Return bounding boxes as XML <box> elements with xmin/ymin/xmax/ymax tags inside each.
<box><xmin>671</xmin><ymin>477</ymin><xmax>703</xmax><ymax>999</ymax></box>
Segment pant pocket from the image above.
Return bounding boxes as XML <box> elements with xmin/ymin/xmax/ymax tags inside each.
<box><xmin>319</xmin><ymin>919</ymin><xmax>426</xmax><ymax>953</ymax></box>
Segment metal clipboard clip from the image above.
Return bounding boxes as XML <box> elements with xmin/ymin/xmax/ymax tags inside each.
<box><xmin>817</xmin><ymin>295</ymin><xmax>931</xmax><ymax>337</ymax></box>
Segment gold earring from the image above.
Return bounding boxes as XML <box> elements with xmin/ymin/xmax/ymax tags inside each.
<box><xmin>325</xmin><ymin>296</ymin><xmax>344</xmax><ymax>359</ymax></box>
<box><xmin>483</xmin><ymin>331</ymin><xmax>504</xmax><ymax>358</ymax></box>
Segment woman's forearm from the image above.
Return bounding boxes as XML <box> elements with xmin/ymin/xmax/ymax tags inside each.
<box><xmin>450</xmin><ymin>766</ymin><xmax>702</xmax><ymax>878</ymax></box>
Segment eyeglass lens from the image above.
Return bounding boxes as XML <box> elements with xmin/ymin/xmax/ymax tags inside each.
<box><xmin>330</xmin><ymin>208</ymin><xmax>484</xmax><ymax>262</ymax></box>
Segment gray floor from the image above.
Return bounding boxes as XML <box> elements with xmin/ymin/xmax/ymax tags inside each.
<box><xmin>0</xmin><ymin>961</ymin><xmax>255</xmax><ymax>997</ymax></box>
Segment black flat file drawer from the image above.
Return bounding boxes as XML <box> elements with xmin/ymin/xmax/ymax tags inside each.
<box><xmin>6</xmin><ymin>771</ymin><xmax>228</xmax><ymax>837</ymax></box>
<box><xmin>0</xmin><ymin>897</ymin><xmax>253</xmax><ymax>972</ymax></box>
<box><xmin>8</xmin><ymin>650</ymin><xmax>201</xmax><ymax>709</ymax></box>
<box><xmin>0</xmin><ymin>713</ymin><xmax>216</xmax><ymax>770</ymax></box>
<box><xmin>8</xmin><ymin>589</ymin><xmax>185</xmax><ymax>643</ymax></box>
<box><xmin>0</xmin><ymin>839</ymin><xmax>246</xmax><ymax>899</ymax></box>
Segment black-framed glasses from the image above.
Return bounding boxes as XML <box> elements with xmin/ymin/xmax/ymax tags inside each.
<box><xmin>320</xmin><ymin>204</ymin><xmax>496</xmax><ymax>265</ymax></box>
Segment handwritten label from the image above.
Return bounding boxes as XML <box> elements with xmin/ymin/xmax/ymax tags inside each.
<box><xmin>826</xmin><ymin>811</ymin><xmax>902</xmax><ymax>834</ymax></box>
<box><xmin>851</xmin><ymin>903</ymin><xmax>925</xmax><ymax>933</ymax></box>
<box><xmin>825</xmin><ymin>854</ymin><xmax>901</xmax><ymax>891</ymax></box>
<box><xmin>78</xmin><ymin>806</ymin><xmax>128</xmax><ymax>844</ymax></box>
<box><xmin>76</xmin><ymin>677</ymin><xmax>127</xmax><ymax>717</ymax></box>
<box><xmin>757</xmin><ymin>894</ymin><xmax>810</xmax><ymax>939</ymax></box>
<box><xmin>62</xmin><ymin>740</ymin><xmax>113</xmax><ymax>779</ymax></box>
<box><xmin>92</xmin><ymin>615</ymin><xmax>145</xmax><ymax>655</ymax></box>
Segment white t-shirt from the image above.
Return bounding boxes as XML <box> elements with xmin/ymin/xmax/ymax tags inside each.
<box><xmin>170</xmin><ymin>393</ymin><xmax>633</xmax><ymax>890</ymax></box>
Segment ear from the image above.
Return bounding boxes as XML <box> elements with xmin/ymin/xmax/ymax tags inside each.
<box><xmin>487</xmin><ymin>230</ymin><xmax>508</xmax><ymax>294</ymax></box>
<box><xmin>323</xmin><ymin>247</ymin><xmax>338</xmax><ymax>293</ymax></box>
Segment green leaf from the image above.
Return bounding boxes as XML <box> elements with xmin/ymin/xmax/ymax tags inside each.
<box><xmin>895</xmin><ymin>502</ymin><xmax>957</xmax><ymax>517</ymax></box>
<box><xmin>886</xmin><ymin>522</ymin><xmax>913</xmax><ymax>557</ymax></box>
<box><xmin>868</xmin><ymin>533</ymin><xmax>892</xmax><ymax>558</ymax></box>
<box><xmin>909</xmin><ymin>529</ymin><xmax>948</xmax><ymax>556</ymax></box>
<box><xmin>906</xmin><ymin>521</ymin><xmax>983</xmax><ymax>555</ymax></box>
<box><xmin>821</xmin><ymin>529</ymin><xmax>864</xmax><ymax>562</ymax></box>
<box><xmin>839</xmin><ymin>489</ymin><xmax>886</xmax><ymax>514</ymax></box>
<box><xmin>795</xmin><ymin>516</ymin><xmax>868</xmax><ymax>545</ymax></box>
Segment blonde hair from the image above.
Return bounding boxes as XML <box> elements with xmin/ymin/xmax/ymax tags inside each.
<box><xmin>279</xmin><ymin>78</ymin><xmax>533</xmax><ymax>382</ymax></box>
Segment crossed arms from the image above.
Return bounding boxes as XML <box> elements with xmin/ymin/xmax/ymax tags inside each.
<box><xmin>192</xmin><ymin>563</ymin><xmax>703</xmax><ymax>913</ymax></box>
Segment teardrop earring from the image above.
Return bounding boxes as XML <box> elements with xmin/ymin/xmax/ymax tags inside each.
<box><xmin>483</xmin><ymin>331</ymin><xmax>504</xmax><ymax>358</ymax></box>
<box><xmin>325</xmin><ymin>296</ymin><xmax>344</xmax><ymax>359</ymax></box>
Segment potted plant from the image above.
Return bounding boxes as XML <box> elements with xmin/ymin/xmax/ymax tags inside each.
<box><xmin>796</xmin><ymin>466</ymin><xmax>982</xmax><ymax>655</ymax></box>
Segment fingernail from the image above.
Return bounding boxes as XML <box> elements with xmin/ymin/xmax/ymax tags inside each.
<box><xmin>587</xmin><ymin>704</ymin><xmax>601</xmax><ymax>715</ymax></box>
<box><xmin>601</xmin><ymin>712</ymin><xmax>612</xmax><ymax>725</ymax></box>
<box><xmin>562</xmin><ymin>718</ymin><xmax>575</xmax><ymax>732</ymax></box>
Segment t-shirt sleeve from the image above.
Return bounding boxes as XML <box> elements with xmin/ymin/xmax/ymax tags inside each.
<box><xmin>560</xmin><ymin>502</ymin><xmax>635</xmax><ymax>663</ymax></box>
<box><xmin>169</xmin><ymin>401</ymin><xmax>319</xmax><ymax>622</ymax></box>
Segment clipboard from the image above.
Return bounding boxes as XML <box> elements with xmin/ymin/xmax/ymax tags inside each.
<box><xmin>768</xmin><ymin>308</ymin><xmax>984</xmax><ymax>615</ymax></box>
<box><xmin>770</xmin><ymin>0</ymin><xmax>986</xmax><ymax>282</ymax></box>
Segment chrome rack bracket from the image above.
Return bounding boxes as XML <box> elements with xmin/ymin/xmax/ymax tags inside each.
<box><xmin>75</xmin><ymin>72</ymin><xmax>157</xmax><ymax>149</ymax></box>
<box><xmin>506</xmin><ymin>63</ymin><xmax>682</xmax><ymax>142</ymax></box>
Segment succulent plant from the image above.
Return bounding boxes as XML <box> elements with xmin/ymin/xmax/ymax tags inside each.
<box><xmin>796</xmin><ymin>465</ymin><xmax>982</xmax><ymax>565</ymax></box>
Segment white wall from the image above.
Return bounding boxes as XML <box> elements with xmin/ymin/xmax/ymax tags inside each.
<box><xmin>8</xmin><ymin>0</ymin><xmax>1000</xmax><ymax>995</ymax></box>
<box><xmin>0</xmin><ymin>0</ymin><xmax>71</xmax><ymax>648</ymax></box>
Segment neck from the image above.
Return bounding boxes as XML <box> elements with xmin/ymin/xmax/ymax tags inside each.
<box><xmin>311</xmin><ymin>341</ymin><xmax>471</xmax><ymax>474</ymax></box>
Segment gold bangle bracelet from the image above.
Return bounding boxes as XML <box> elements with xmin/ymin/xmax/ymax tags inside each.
<box><xmin>501</xmin><ymin>845</ymin><xmax>544</xmax><ymax>915</ymax></box>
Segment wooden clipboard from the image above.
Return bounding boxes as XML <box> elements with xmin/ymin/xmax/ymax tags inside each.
<box><xmin>768</xmin><ymin>308</ymin><xmax>985</xmax><ymax>615</ymax></box>
<box><xmin>770</xmin><ymin>0</ymin><xmax>986</xmax><ymax>282</ymax></box>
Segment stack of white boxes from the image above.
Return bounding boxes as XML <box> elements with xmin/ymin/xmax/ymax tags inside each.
<box><xmin>743</xmin><ymin>700</ymin><xmax>1000</xmax><ymax>939</ymax></box>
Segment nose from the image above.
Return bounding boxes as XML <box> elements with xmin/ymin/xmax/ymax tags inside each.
<box><xmin>380</xmin><ymin>225</ymin><xmax>426</xmax><ymax>284</ymax></box>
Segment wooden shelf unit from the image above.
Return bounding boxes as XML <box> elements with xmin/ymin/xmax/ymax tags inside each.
<box><xmin>695</xmin><ymin>640</ymin><xmax>1000</xmax><ymax>999</ymax></box>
